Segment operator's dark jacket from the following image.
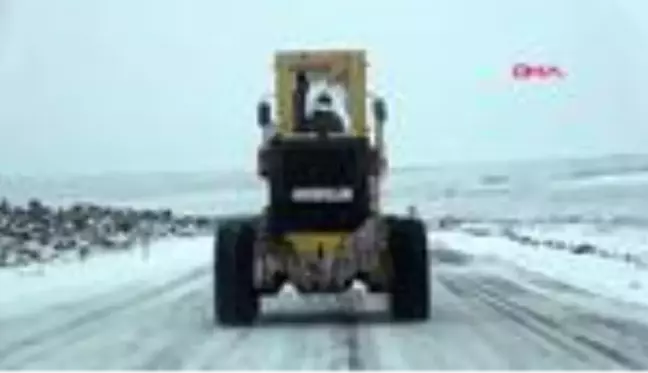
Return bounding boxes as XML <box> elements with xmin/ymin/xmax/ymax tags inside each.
<box><xmin>297</xmin><ymin>109</ymin><xmax>345</xmax><ymax>134</ymax></box>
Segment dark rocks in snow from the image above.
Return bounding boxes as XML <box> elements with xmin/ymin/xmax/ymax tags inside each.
<box><xmin>571</xmin><ymin>243</ymin><xmax>597</xmax><ymax>255</ymax></box>
<box><xmin>497</xmin><ymin>225</ymin><xmax>646</xmax><ymax>269</ymax></box>
<box><xmin>0</xmin><ymin>198</ymin><xmax>217</xmax><ymax>267</ymax></box>
<box><xmin>432</xmin><ymin>248</ymin><xmax>473</xmax><ymax>265</ymax></box>
<box><xmin>480</xmin><ymin>174</ymin><xmax>509</xmax><ymax>186</ymax></box>
<box><xmin>438</xmin><ymin>215</ymin><xmax>463</xmax><ymax>229</ymax></box>
<box><xmin>463</xmin><ymin>226</ymin><xmax>493</xmax><ymax>237</ymax></box>
<box><xmin>516</xmin><ymin>235</ymin><xmax>534</xmax><ymax>245</ymax></box>
<box><xmin>552</xmin><ymin>240</ymin><xmax>568</xmax><ymax>250</ymax></box>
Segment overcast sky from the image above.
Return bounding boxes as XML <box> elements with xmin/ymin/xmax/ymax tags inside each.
<box><xmin>1</xmin><ymin>0</ymin><xmax>648</xmax><ymax>176</ymax></box>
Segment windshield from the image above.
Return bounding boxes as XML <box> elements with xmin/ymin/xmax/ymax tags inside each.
<box><xmin>300</xmin><ymin>71</ymin><xmax>352</xmax><ymax>130</ymax></box>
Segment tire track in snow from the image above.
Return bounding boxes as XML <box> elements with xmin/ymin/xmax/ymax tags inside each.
<box><xmin>438</xmin><ymin>274</ymin><xmax>647</xmax><ymax>370</ymax></box>
<box><xmin>11</xmin><ymin>287</ymin><xmax>208</xmax><ymax>370</ymax></box>
<box><xmin>318</xmin><ymin>292</ymin><xmax>371</xmax><ymax>369</ymax></box>
<box><xmin>192</xmin><ymin>294</ymin><xmax>367</xmax><ymax>370</ymax></box>
<box><xmin>353</xmin><ymin>279</ymin><xmax>521</xmax><ymax>370</ymax></box>
<box><xmin>345</xmin><ymin>322</ymin><xmax>361</xmax><ymax>370</ymax></box>
<box><xmin>136</xmin><ymin>323</ymin><xmax>255</xmax><ymax>370</ymax></box>
<box><xmin>475</xmin><ymin>277</ymin><xmax>646</xmax><ymax>370</ymax></box>
<box><xmin>0</xmin><ymin>265</ymin><xmax>210</xmax><ymax>364</ymax></box>
<box><xmin>577</xmin><ymin>314</ymin><xmax>648</xmax><ymax>357</ymax></box>
<box><xmin>102</xmin><ymin>287</ymin><xmax>209</xmax><ymax>373</ymax></box>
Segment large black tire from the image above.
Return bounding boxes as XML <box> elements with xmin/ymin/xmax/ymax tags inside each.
<box><xmin>214</xmin><ymin>219</ymin><xmax>259</xmax><ymax>326</ymax></box>
<box><xmin>386</xmin><ymin>216</ymin><xmax>431</xmax><ymax>321</ymax></box>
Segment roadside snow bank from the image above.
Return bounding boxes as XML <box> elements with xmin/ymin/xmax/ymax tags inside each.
<box><xmin>434</xmin><ymin>217</ymin><xmax>648</xmax><ymax>268</ymax></box>
<box><xmin>432</xmin><ymin>231</ymin><xmax>648</xmax><ymax>308</ymax></box>
<box><xmin>511</xmin><ymin>223</ymin><xmax>648</xmax><ymax>263</ymax></box>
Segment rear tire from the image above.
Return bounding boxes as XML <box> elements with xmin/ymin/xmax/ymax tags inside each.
<box><xmin>214</xmin><ymin>219</ymin><xmax>259</xmax><ymax>326</ymax></box>
<box><xmin>387</xmin><ymin>216</ymin><xmax>431</xmax><ymax>321</ymax></box>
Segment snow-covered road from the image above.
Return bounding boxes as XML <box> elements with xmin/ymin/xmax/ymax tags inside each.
<box><xmin>2</xmin><ymin>233</ymin><xmax>648</xmax><ymax>369</ymax></box>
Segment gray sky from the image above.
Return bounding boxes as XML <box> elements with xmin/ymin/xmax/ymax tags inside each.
<box><xmin>1</xmin><ymin>0</ymin><xmax>648</xmax><ymax>176</ymax></box>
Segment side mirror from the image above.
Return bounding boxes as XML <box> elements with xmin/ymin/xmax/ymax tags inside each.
<box><xmin>257</xmin><ymin>101</ymin><xmax>271</xmax><ymax>128</ymax></box>
<box><xmin>373</xmin><ymin>98</ymin><xmax>387</xmax><ymax>123</ymax></box>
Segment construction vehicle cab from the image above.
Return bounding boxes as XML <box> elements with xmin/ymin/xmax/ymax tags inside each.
<box><xmin>214</xmin><ymin>49</ymin><xmax>430</xmax><ymax>326</ymax></box>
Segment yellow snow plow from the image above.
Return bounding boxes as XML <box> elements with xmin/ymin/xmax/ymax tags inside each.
<box><xmin>213</xmin><ymin>49</ymin><xmax>430</xmax><ymax>325</ymax></box>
